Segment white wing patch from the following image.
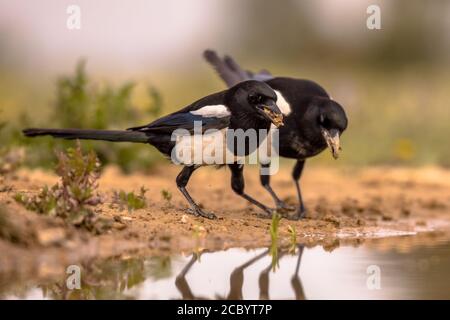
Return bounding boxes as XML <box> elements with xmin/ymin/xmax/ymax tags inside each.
<box><xmin>172</xmin><ymin>127</ymin><xmax>277</xmax><ymax>166</ymax></box>
<box><xmin>190</xmin><ymin>104</ymin><xmax>230</xmax><ymax>118</ymax></box>
<box><xmin>172</xmin><ymin>128</ymin><xmax>237</xmax><ymax>165</ymax></box>
<box><xmin>274</xmin><ymin>90</ymin><xmax>291</xmax><ymax>115</ymax></box>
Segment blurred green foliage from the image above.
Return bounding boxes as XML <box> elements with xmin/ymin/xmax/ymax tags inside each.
<box><xmin>161</xmin><ymin>189</ymin><xmax>173</xmax><ymax>202</ymax></box>
<box><xmin>312</xmin><ymin>70</ymin><xmax>450</xmax><ymax>167</ymax></box>
<box><xmin>1</xmin><ymin>0</ymin><xmax>450</xmax><ymax>169</ymax></box>
<box><xmin>111</xmin><ymin>186</ymin><xmax>148</xmax><ymax>212</ymax></box>
<box><xmin>0</xmin><ymin>61</ymin><xmax>164</xmax><ymax>172</ymax></box>
<box><xmin>1</xmin><ymin>63</ymin><xmax>449</xmax><ymax>169</ymax></box>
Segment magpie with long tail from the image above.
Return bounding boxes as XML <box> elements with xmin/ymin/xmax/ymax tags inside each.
<box><xmin>204</xmin><ymin>50</ymin><xmax>348</xmax><ymax>220</ymax></box>
<box><xmin>23</xmin><ymin>80</ymin><xmax>283</xmax><ymax>219</ymax></box>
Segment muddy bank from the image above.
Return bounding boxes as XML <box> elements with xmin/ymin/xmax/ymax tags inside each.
<box><xmin>1</xmin><ymin>165</ymin><xmax>450</xmax><ymax>279</ymax></box>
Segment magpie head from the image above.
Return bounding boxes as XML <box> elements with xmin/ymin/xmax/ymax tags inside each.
<box><xmin>304</xmin><ymin>97</ymin><xmax>348</xmax><ymax>159</ymax></box>
<box><xmin>228</xmin><ymin>80</ymin><xmax>284</xmax><ymax>128</ymax></box>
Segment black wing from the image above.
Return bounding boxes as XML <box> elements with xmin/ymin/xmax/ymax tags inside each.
<box><xmin>128</xmin><ymin>112</ymin><xmax>230</xmax><ymax>135</ymax></box>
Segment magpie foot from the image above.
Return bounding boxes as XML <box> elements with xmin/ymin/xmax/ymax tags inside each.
<box><xmin>257</xmin><ymin>213</ymin><xmax>272</xmax><ymax>219</ymax></box>
<box><xmin>275</xmin><ymin>201</ymin><xmax>296</xmax><ymax>212</ymax></box>
<box><xmin>186</xmin><ymin>208</ymin><xmax>217</xmax><ymax>220</ymax></box>
<box><xmin>288</xmin><ymin>208</ymin><xmax>307</xmax><ymax>221</ymax></box>
<box><xmin>257</xmin><ymin>208</ymin><xmax>279</xmax><ymax>219</ymax></box>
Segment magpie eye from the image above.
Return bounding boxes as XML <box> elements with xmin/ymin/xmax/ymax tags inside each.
<box><xmin>319</xmin><ymin>114</ymin><xmax>332</xmax><ymax>128</ymax></box>
<box><xmin>249</xmin><ymin>94</ymin><xmax>263</xmax><ymax>105</ymax></box>
<box><xmin>319</xmin><ymin>114</ymin><xmax>333</xmax><ymax>129</ymax></box>
<box><xmin>319</xmin><ymin>113</ymin><xmax>325</xmax><ymax>125</ymax></box>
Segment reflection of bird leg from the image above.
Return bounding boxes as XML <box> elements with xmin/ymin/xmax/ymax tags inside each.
<box><xmin>291</xmin><ymin>245</ymin><xmax>306</xmax><ymax>300</ymax></box>
<box><xmin>175</xmin><ymin>253</ymin><xmax>200</xmax><ymax>300</ymax></box>
<box><xmin>259</xmin><ymin>252</ymin><xmax>286</xmax><ymax>300</ymax></box>
<box><xmin>227</xmin><ymin>250</ymin><xmax>269</xmax><ymax>300</ymax></box>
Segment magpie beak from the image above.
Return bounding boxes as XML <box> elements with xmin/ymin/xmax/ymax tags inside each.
<box><xmin>256</xmin><ymin>100</ymin><xmax>284</xmax><ymax>127</ymax></box>
<box><xmin>321</xmin><ymin>128</ymin><xmax>341</xmax><ymax>159</ymax></box>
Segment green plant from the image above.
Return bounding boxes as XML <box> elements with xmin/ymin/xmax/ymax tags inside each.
<box><xmin>14</xmin><ymin>143</ymin><xmax>109</xmax><ymax>233</ymax></box>
<box><xmin>111</xmin><ymin>187</ymin><xmax>147</xmax><ymax>212</ymax></box>
<box><xmin>287</xmin><ymin>225</ymin><xmax>297</xmax><ymax>254</ymax></box>
<box><xmin>161</xmin><ymin>189</ymin><xmax>172</xmax><ymax>202</ymax></box>
<box><xmin>269</xmin><ymin>211</ymin><xmax>282</xmax><ymax>271</ymax></box>
<box><xmin>14</xmin><ymin>186</ymin><xmax>57</xmax><ymax>215</ymax></box>
<box><xmin>13</xmin><ymin>61</ymin><xmax>164</xmax><ymax>172</ymax></box>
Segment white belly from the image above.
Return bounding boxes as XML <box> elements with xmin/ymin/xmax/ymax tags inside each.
<box><xmin>170</xmin><ymin>127</ymin><xmax>279</xmax><ymax>166</ymax></box>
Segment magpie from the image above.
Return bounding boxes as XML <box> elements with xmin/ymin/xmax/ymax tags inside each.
<box><xmin>23</xmin><ymin>80</ymin><xmax>284</xmax><ymax>219</ymax></box>
<box><xmin>204</xmin><ymin>50</ymin><xmax>348</xmax><ymax>220</ymax></box>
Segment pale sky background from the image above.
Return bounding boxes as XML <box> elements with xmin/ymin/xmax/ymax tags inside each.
<box><xmin>0</xmin><ymin>0</ymin><xmax>403</xmax><ymax>77</ymax></box>
<box><xmin>0</xmin><ymin>0</ymin><xmax>231</xmax><ymax>75</ymax></box>
<box><xmin>0</xmin><ymin>0</ymin><xmax>449</xmax><ymax>86</ymax></box>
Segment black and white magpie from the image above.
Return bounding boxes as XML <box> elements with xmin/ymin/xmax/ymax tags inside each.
<box><xmin>23</xmin><ymin>80</ymin><xmax>284</xmax><ymax>219</ymax></box>
<box><xmin>204</xmin><ymin>50</ymin><xmax>348</xmax><ymax>220</ymax></box>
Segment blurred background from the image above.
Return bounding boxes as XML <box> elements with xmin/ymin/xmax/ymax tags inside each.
<box><xmin>1</xmin><ymin>0</ymin><xmax>450</xmax><ymax>172</ymax></box>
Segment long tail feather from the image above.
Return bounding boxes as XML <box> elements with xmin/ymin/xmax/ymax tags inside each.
<box><xmin>23</xmin><ymin>128</ymin><xmax>149</xmax><ymax>143</ymax></box>
<box><xmin>203</xmin><ymin>49</ymin><xmax>247</xmax><ymax>87</ymax></box>
<box><xmin>223</xmin><ymin>55</ymin><xmax>251</xmax><ymax>80</ymax></box>
<box><xmin>203</xmin><ymin>49</ymin><xmax>273</xmax><ymax>86</ymax></box>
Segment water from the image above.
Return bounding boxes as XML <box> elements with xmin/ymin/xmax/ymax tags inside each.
<box><xmin>2</xmin><ymin>238</ymin><xmax>450</xmax><ymax>299</ymax></box>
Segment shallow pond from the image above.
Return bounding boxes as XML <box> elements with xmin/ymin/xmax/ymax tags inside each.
<box><xmin>2</xmin><ymin>236</ymin><xmax>450</xmax><ymax>299</ymax></box>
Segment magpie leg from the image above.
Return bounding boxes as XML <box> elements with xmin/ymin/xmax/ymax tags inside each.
<box><xmin>260</xmin><ymin>163</ymin><xmax>296</xmax><ymax>212</ymax></box>
<box><xmin>292</xmin><ymin>160</ymin><xmax>307</xmax><ymax>219</ymax></box>
<box><xmin>229</xmin><ymin>163</ymin><xmax>274</xmax><ymax>217</ymax></box>
<box><xmin>291</xmin><ymin>245</ymin><xmax>306</xmax><ymax>300</ymax></box>
<box><xmin>176</xmin><ymin>165</ymin><xmax>217</xmax><ymax>219</ymax></box>
<box><xmin>259</xmin><ymin>251</ymin><xmax>285</xmax><ymax>300</ymax></box>
<box><xmin>175</xmin><ymin>253</ymin><xmax>199</xmax><ymax>299</ymax></box>
<box><xmin>228</xmin><ymin>249</ymin><xmax>269</xmax><ymax>300</ymax></box>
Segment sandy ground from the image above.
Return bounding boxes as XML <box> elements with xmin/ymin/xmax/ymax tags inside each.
<box><xmin>1</xmin><ymin>164</ymin><xmax>450</xmax><ymax>279</ymax></box>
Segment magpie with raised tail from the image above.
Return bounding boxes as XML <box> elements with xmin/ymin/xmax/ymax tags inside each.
<box><xmin>23</xmin><ymin>80</ymin><xmax>284</xmax><ymax>219</ymax></box>
<box><xmin>204</xmin><ymin>50</ymin><xmax>348</xmax><ymax>220</ymax></box>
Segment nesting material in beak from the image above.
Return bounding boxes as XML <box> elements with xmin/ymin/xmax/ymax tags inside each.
<box><xmin>263</xmin><ymin>106</ymin><xmax>284</xmax><ymax>127</ymax></box>
<box><xmin>321</xmin><ymin>128</ymin><xmax>341</xmax><ymax>159</ymax></box>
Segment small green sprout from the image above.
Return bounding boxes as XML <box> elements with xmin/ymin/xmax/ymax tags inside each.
<box><xmin>112</xmin><ymin>186</ymin><xmax>147</xmax><ymax>212</ymax></box>
<box><xmin>287</xmin><ymin>224</ymin><xmax>298</xmax><ymax>254</ymax></box>
<box><xmin>269</xmin><ymin>211</ymin><xmax>282</xmax><ymax>271</ymax></box>
<box><xmin>161</xmin><ymin>189</ymin><xmax>172</xmax><ymax>202</ymax></box>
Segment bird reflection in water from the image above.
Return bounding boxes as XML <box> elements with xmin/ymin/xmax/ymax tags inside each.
<box><xmin>175</xmin><ymin>245</ymin><xmax>306</xmax><ymax>300</ymax></box>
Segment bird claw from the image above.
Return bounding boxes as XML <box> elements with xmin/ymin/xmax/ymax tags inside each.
<box><xmin>257</xmin><ymin>212</ymin><xmax>274</xmax><ymax>219</ymax></box>
<box><xmin>186</xmin><ymin>208</ymin><xmax>217</xmax><ymax>220</ymax></box>
<box><xmin>257</xmin><ymin>206</ymin><xmax>307</xmax><ymax>221</ymax></box>
<box><xmin>286</xmin><ymin>207</ymin><xmax>307</xmax><ymax>220</ymax></box>
<box><xmin>257</xmin><ymin>208</ymin><xmax>281</xmax><ymax>219</ymax></box>
<box><xmin>264</xmin><ymin>206</ymin><xmax>307</xmax><ymax>220</ymax></box>
<box><xmin>275</xmin><ymin>201</ymin><xmax>296</xmax><ymax>212</ymax></box>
